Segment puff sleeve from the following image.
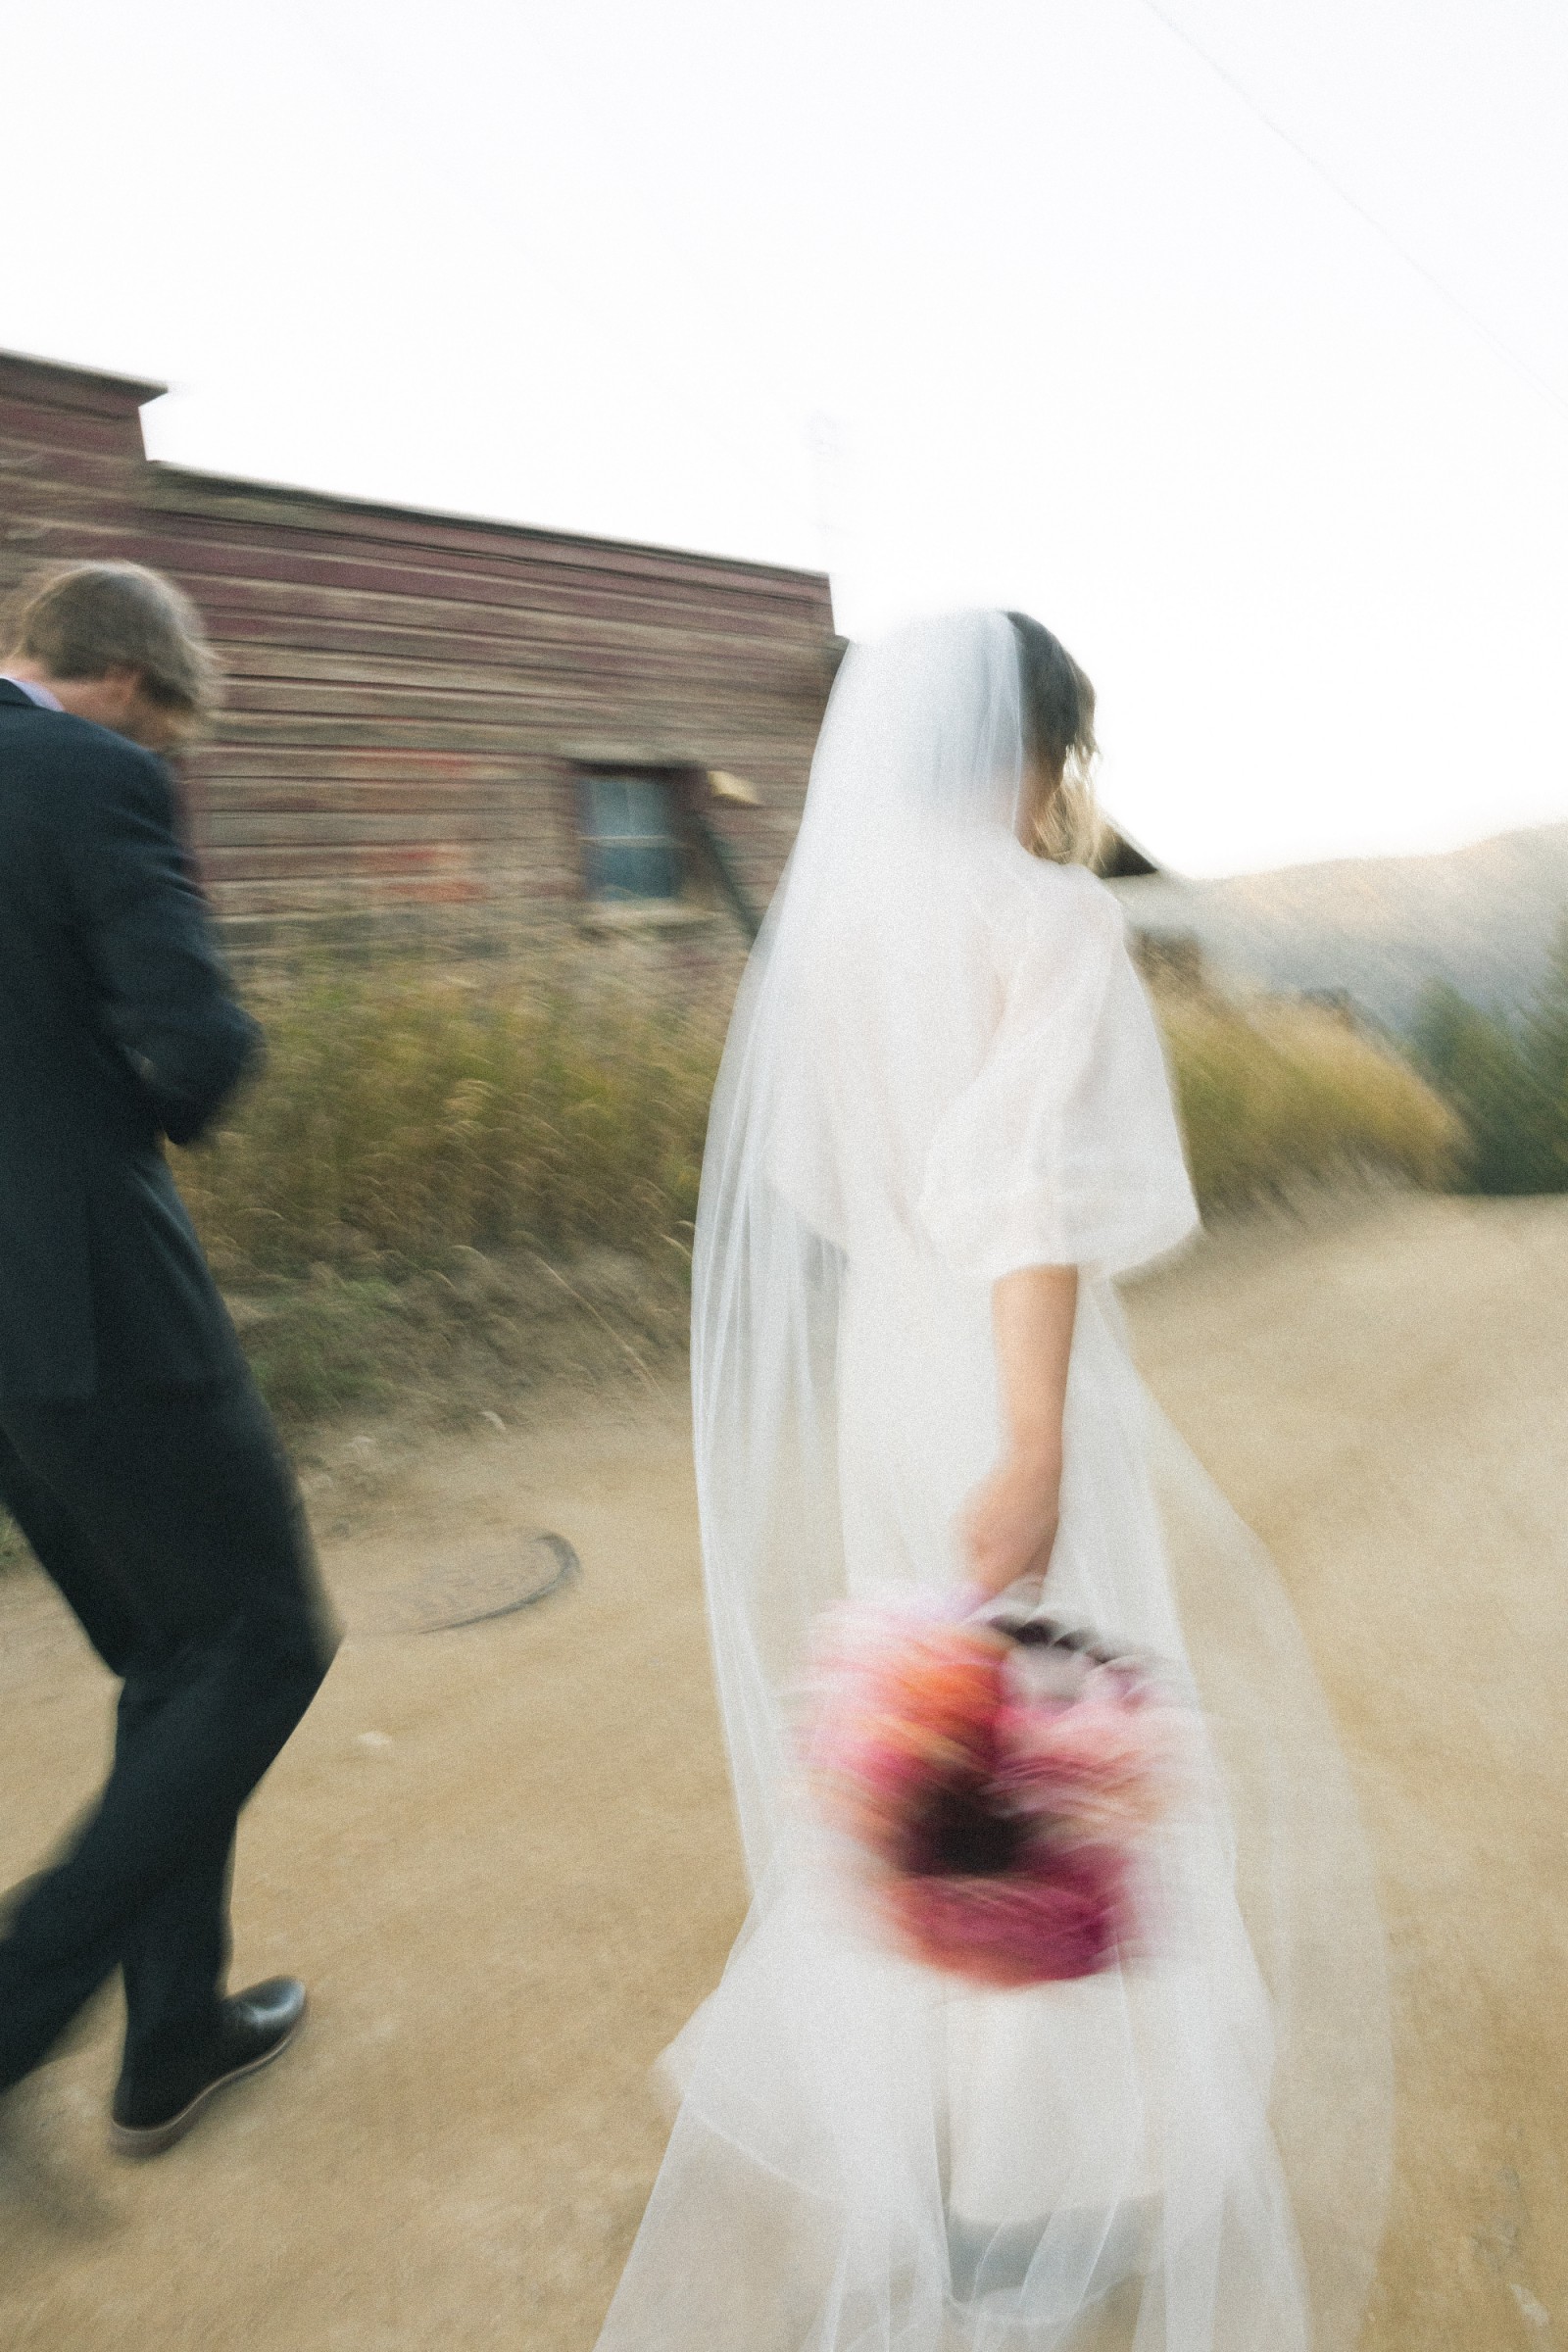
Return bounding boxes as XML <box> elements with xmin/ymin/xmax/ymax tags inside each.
<box><xmin>918</xmin><ymin>877</ymin><xmax>1199</xmax><ymax>1283</ymax></box>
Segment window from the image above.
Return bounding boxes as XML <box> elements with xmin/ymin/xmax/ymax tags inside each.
<box><xmin>576</xmin><ymin>772</ymin><xmax>686</xmax><ymax>902</ymax></box>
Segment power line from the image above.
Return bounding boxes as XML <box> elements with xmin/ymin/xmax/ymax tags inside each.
<box><xmin>1133</xmin><ymin>0</ymin><xmax>1568</xmax><ymax>423</ymax></box>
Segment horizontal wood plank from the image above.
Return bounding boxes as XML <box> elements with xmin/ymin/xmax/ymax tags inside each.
<box><xmin>4</xmin><ymin>349</ymin><xmax>831</xmax><ymax>946</ymax></box>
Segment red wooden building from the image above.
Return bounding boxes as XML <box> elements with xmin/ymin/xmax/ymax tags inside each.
<box><xmin>0</xmin><ymin>348</ymin><xmax>839</xmax><ymax>963</ymax></box>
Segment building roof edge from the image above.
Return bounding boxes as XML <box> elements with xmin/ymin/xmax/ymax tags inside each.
<box><xmin>145</xmin><ymin>458</ymin><xmax>832</xmax><ymax>591</ymax></box>
<box><xmin>0</xmin><ymin>346</ymin><xmax>168</xmax><ymax>407</ymax></box>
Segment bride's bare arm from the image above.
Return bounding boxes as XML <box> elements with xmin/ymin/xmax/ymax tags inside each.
<box><xmin>961</xmin><ymin>1263</ymin><xmax>1079</xmax><ymax>1599</ymax></box>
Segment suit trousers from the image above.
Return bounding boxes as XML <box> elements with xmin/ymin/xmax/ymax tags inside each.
<box><xmin>0</xmin><ymin>1371</ymin><xmax>338</xmax><ymax>2092</ymax></box>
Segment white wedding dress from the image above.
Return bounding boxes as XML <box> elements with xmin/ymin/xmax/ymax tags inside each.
<box><xmin>594</xmin><ymin>612</ymin><xmax>1390</xmax><ymax>2352</ymax></box>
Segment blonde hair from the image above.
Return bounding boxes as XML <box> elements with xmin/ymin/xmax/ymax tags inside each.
<box><xmin>6</xmin><ymin>562</ymin><xmax>220</xmax><ymax>722</ymax></box>
<box><xmin>1005</xmin><ymin>610</ymin><xmax>1104</xmax><ymax>867</ymax></box>
<box><xmin>1023</xmin><ymin>751</ymin><xmax>1105</xmax><ymax>868</ymax></box>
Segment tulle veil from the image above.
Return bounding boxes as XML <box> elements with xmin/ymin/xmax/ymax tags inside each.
<box><xmin>596</xmin><ymin>612</ymin><xmax>1391</xmax><ymax>2352</ymax></box>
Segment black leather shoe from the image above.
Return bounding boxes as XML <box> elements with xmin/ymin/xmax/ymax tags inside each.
<box><xmin>109</xmin><ymin>1977</ymin><xmax>308</xmax><ymax>2159</ymax></box>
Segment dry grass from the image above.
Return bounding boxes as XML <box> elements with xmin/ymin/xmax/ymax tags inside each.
<box><xmin>0</xmin><ymin>961</ymin><xmax>1464</xmax><ymax>1556</ymax></box>
<box><xmin>173</xmin><ymin>960</ymin><xmax>722</xmax><ymax>1279</ymax></box>
<box><xmin>172</xmin><ymin>958</ymin><xmax>1462</xmax><ymax>1287</ymax></box>
<box><xmin>1158</xmin><ymin>988</ymin><xmax>1461</xmax><ymax>1207</ymax></box>
<box><xmin>153</xmin><ymin>958</ymin><xmax>721</xmax><ymax>1431</ymax></box>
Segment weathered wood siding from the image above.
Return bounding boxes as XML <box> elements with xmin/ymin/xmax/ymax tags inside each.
<box><xmin>1</xmin><ymin>350</ymin><xmax>835</xmax><ymax>959</ymax></box>
<box><xmin>0</xmin><ymin>355</ymin><xmax>155</xmax><ymax>599</ymax></box>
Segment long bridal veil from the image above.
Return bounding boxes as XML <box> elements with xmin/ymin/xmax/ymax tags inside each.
<box><xmin>597</xmin><ymin>612</ymin><xmax>1391</xmax><ymax>2352</ymax></box>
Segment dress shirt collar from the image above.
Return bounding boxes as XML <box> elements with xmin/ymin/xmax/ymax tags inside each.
<box><xmin>0</xmin><ymin>673</ymin><xmax>65</xmax><ymax>711</ymax></box>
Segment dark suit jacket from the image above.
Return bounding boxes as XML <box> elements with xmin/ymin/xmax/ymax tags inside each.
<box><xmin>0</xmin><ymin>679</ymin><xmax>264</xmax><ymax>1399</ymax></box>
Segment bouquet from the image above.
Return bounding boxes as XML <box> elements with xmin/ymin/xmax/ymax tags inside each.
<box><xmin>803</xmin><ymin>1597</ymin><xmax>1183</xmax><ymax>1988</ymax></box>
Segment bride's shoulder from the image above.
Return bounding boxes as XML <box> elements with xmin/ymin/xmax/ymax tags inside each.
<box><xmin>964</xmin><ymin>839</ymin><xmax>1126</xmax><ymax>956</ymax></box>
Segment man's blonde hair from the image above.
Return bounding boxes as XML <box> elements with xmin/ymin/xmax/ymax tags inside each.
<box><xmin>6</xmin><ymin>562</ymin><xmax>220</xmax><ymax>721</ymax></box>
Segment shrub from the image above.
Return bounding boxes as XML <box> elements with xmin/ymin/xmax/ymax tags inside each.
<box><xmin>1412</xmin><ymin>916</ymin><xmax>1568</xmax><ymax>1195</ymax></box>
<box><xmin>1157</xmin><ymin>991</ymin><xmax>1461</xmax><ymax>1209</ymax></box>
<box><xmin>0</xmin><ymin>954</ymin><xmax>1468</xmax><ymax>1527</ymax></box>
<box><xmin>173</xmin><ymin>960</ymin><xmax>722</xmax><ymax>1277</ymax></box>
<box><xmin>170</xmin><ymin>953</ymin><xmax>1463</xmax><ymax>1283</ymax></box>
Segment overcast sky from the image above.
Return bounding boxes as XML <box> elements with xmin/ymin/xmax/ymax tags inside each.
<box><xmin>6</xmin><ymin>0</ymin><xmax>1567</xmax><ymax>877</ymax></box>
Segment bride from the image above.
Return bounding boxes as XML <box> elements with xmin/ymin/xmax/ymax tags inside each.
<box><xmin>595</xmin><ymin>610</ymin><xmax>1390</xmax><ymax>2351</ymax></box>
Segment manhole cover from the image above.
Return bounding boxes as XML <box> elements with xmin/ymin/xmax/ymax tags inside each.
<box><xmin>357</xmin><ymin>1532</ymin><xmax>580</xmax><ymax>1637</ymax></box>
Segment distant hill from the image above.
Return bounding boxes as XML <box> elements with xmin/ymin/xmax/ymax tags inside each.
<box><xmin>1110</xmin><ymin>821</ymin><xmax>1568</xmax><ymax>1037</ymax></box>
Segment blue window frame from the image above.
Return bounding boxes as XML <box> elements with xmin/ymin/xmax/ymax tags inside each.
<box><xmin>576</xmin><ymin>772</ymin><xmax>686</xmax><ymax>902</ymax></box>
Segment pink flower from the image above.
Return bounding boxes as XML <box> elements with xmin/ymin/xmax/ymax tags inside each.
<box><xmin>802</xmin><ymin>1599</ymin><xmax>1185</xmax><ymax>1987</ymax></box>
<box><xmin>995</xmin><ymin>1665</ymin><xmax>1182</xmax><ymax>1842</ymax></box>
<box><xmin>884</xmin><ymin>1844</ymin><xmax>1131</xmax><ymax>1988</ymax></box>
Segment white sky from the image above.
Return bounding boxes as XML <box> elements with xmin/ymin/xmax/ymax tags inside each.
<box><xmin>5</xmin><ymin>0</ymin><xmax>1568</xmax><ymax>877</ymax></box>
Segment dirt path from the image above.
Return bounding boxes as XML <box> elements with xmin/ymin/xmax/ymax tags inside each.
<box><xmin>2</xmin><ymin>1193</ymin><xmax>1565</xmax><ymax>2350</ymax></box>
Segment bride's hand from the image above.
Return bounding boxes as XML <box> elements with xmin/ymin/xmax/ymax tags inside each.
<box><xmin>961</xmin><ymin>1444</ymin><xmax>1063</xmax><ymax>1600</ymax></box>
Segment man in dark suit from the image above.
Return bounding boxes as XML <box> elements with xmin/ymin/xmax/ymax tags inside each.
<box><xmin>0</xmin><ymin>562</ymin><xmax>337</xmax><ymax>2159</ymax></box>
